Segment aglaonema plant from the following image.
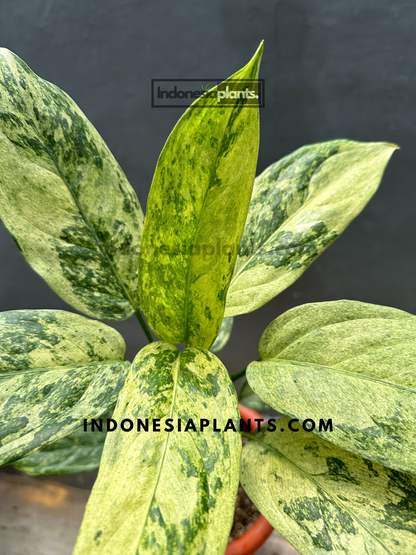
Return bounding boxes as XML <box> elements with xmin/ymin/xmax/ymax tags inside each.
<box><xmin>0</xmin><ymin>41</ymin><xmax>415</xmax><ymax>555</ymax></box>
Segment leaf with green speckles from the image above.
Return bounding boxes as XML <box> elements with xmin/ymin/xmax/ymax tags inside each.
<box><xmin>247</xmin><ymin>300</ymin><xmax>416</xmax><ymax>474</ymax></box>
<box><xmin>210</xmin><ymin>317</ymin><xmax>234</xmax><ymax>353</ymax></box>
<box><xmin>12</xmin><ymin>414</ymin><xmax>109</xmax><ymax>475</ymax></box>
<box><xmin>139</xmin><ymin>43</ymin><xmax>263</xmax><ymax>348</ymax></box>
<box><xmin>0</xmin><ymin>49</ymin><xmax>144</xmax><ymax>321</ymax></box>
<box><xmin>0</xmin><ymin>309</ymin><xmax>129</xmax><ymax>466</ymax></box>
<box><xmin>238</xmin><ymin>376</ymin><xmax>270</xmax><ymax>412</ymax></box>
<box><xmin>225</xmin><ymin>140</ymin><xmax>397</xmax><ymax>317</ymax></box>
<box><xmin>0</xmin><ymin>361</ymin><xmax>128</xmax><ymax>468</ymax></box>
<box><xmin>73</xmin><ymin>342</ymin><xmax>241</xmax><ymax>555</ymax></box>
<box><xmin>0</xmin><ymin>309</ymin><xmax>126</xmax><ymax>373</ymax></box>
<box><xmin>241</xmin><ymin>422</ymin><xmax>416</xmax><ymax>555</ymax></box>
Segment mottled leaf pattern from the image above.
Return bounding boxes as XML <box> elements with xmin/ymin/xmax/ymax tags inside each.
<box><xmin>0</xmin><ymin>49</ymin><xmax>144</xmax><ymax>321</ymax></box>
<box><xmin>0</xmin><ymin>43</ymin><xmax>407</xmax><ymax>555</ymax></box>
<box><xmin>12</xmin><ymin>414</ymin><xmax>109</xmax><ymax>475</ymax></box>
<box><xmin>210</xmin><ymin>317</ymin><xmax>234</xmax><ymax>353</ymax></box>
<box><xmin>0</xmin><ymin>309</ymin><xmax>128</xmax><ymax>465</ymax></box>
<box><xmin>73</xmin><ymin>342</ymin><xmax>241</xmax><ymax>555</ymax></box>
<box><xmin>0</xmin><ymin>309</ymin><xmax>126</xmax><ymax>373</ymax></box>
<box><xmin>247</xmin><ymin>300</ymin><xmax>416</xmax><ymax>474</ymax></box>
<box><xmin>139</xmin><ymin>44</ymin><xmax>263</xmax><ymax>348</ymax></box>
<box><xmin>225</xmin><ymin>141</ymin><xmax>397</xmax><ymax>317</ymax></box>
<box><xmin>0</xmin><ymin>359</ymin><xmax>128</xmax><ymax>467</ymax></box>
<box><xmin>241</xmin><ymin>422</ymin><xmax>416</xmax><ymax>555</ymax></box>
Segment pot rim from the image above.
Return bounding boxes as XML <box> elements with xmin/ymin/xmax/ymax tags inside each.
<box><xmin>225</xmin><ymin>404</ymin><xmax>274</xmax><ymax>555</ymax></box>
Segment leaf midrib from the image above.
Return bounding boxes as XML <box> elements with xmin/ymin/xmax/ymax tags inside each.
<box><xmin>18</xmin><ymin>85</ymin><xmax>138</xmax><ymax>312</ymax></box>
<box><xmin>182</xmin><ymin>104</ymin><xmax>236</xmax><ymax>346</ymax></box>
<box><xmin>255</xmin><ymin>355</ymin><xmax>416</xmax><ymax>395</ymax></box>
<box><xmin>134</xmin><ymin>351</ymin><xmax>181</xmax><ymax>551</ymax></box>
<box><xmin>0</xmin><ymin>360</ymin><xmax>124</xmax><ymax>379</ymax></box>
<box><xmin>0</xmin><ymin>362</ymin><xmax>124</xmax><ymax>464</ymax></box>
<box><xmin>261</xmin><ymin>314</ymin><xmax>416</xmax><ymax>359</ymax></box>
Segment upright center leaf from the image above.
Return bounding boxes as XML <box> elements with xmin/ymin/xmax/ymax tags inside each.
<box><xmin>139</xmin><ymin>43</ymin><xmax>263</xmax><ymax>348</ymax></box>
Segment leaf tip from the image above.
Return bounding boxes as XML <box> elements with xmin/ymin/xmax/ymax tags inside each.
<box><xmin>387</xmin><ymin>142</ymin><xmax>400</xmax><ymax>150</ymax></box>
<box><xmin>379</xmin><ymin>141</ymin><xmax>400</xmax><ymax>164</ymax></box>
<box><xmin>242</xmin><ymin>41</ymin><xmax>264</xmax><ymax>79</ymax></box>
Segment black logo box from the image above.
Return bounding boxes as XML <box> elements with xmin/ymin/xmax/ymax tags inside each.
<box><xmin>151</xmin><ymin>79</ymin><xmax>265</xmax><ymax>108</ymax></box>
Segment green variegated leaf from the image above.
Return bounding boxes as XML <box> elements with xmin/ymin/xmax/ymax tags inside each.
<box><xmin>210</xmin><ymin>316</ymin><xmax>234</xmax><ymax>353</ymax></box>
<box><xmin>225</xmin><ymin>140</ymin><xmax>397</xmax><ymax>317</ymax></box>
<box><xmin>0</xmin><ymin>359</ymin><xmax>128</xmax><ymax>467</ymax></box>
<box><xmin>0</xmin><ymin>309</ymin><xmax>129</xmax><ymax>466</ymax></box>
<box><xmin>241</xmin><ymin>422</ymin><xmax>416</xmax><ymax>555</ymax></box>
<box><xmin>73</xmin><ymin>342</ymin><xmax>241</xmax><ymax>555</ymax></box>
<box><xmin>239</xmin><ymin>376</ymin><xmax>270</xmax><ymax>412</ymax></box>
<box><xmin>139</xmin><ymin>44</ymin><xmax>263</xmax><ymax>348</ymax></box>
<box><xmin>0</xmin><ymin>49</ymin><xmax>144</xmax><ymax>321</ymax></box>
<box><xmin>0</xmin><ymin>309</ymin><xmax>126</xmax><ymax>373</ymax></box>
<box><xmin>12</xmin><ymin>414</ymin><xmax>109</xmax><ymax>475</ymax></box>
<box><xmin>247</xmin><ymin>300</ymin><xmax>416</xmax><ymax>474</ymax></box>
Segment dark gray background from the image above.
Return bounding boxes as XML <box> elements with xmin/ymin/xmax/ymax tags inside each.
<box><xmin>0</xmin><ymin>0</ymin><xmax>415</xmax><ymax>375</ymax></box>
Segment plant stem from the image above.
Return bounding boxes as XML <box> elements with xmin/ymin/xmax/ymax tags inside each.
<box><xmin>135</xmin><ymin>309</ymin><xmax>153</xmax><ymax>343</ymax></box>
<box><xmin>230</xmin><ymin>367</ymin><xmax>246</xmax><ymax>382</ymax></box>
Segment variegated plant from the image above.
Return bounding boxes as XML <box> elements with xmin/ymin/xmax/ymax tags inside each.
<box><xmin>0</xmin><ymin>42</ymin><xmax>414</xmax><ymax>555</ymax></box>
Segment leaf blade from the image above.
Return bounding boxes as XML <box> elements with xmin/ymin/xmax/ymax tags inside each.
<box><xmin>73</xmin><ymin>342</ymin><xmax>241</xmax><ymax>555</ymax></box>
<box><xmin>0</xmin><ymin>309</ymin><xmax>129</xmax><ymax>465</ymax></box>
<box><xmin>247</xmin><ymin>300</ymin><xmax>416</xmax><ymax>474</ymax></box>
<box><xmin>225</xmin><ymin>140</ymin><xmax>397</xmax><ymax>317</ymax></box>
<box><xmin>0</xmin><ymin>49</ymin><xmax>144</xmax><ymax>320</ymax></box>
<box><xmin>0</xmin><ymin>309</ymin><xmax>126</xmax><ymax>374</ymax></box>
<box><xmin>210</xmin><ymin>316</ymin><xmax>234</xmax><ymax>353</ymax></box>
<box><xmin>12</xmin><ymin>416</ymin><xmax>108</xmax><ymax>475</ymax></box>
<box><xmin>0</xmin><ymin>360</ymin><xmax>129</xmax><ymax>466</ymax></box>
<box><xmin>241</xmin><ymin>423</ymin><xmax>416</xmax><ymax>555</ymax></box>
<box><xmin>238</xmin><ymin>376</ymin><xmax>270</xmax><ymax>412</ymax></box>
<box><xmin>241</xmin><ymin>419</ymin><xmax>416</xmax><ymax>555</ymax></box>
<box><xmin>139</xmin><ymin>44</ymin><xmax>263</xmax><ymax>347</ymax></box>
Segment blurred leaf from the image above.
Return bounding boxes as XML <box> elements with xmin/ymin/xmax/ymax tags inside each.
<box><xmin>210</xmin><ymin>317</ymin><xmax>234</xmax><ymax>353</ymax></box>
<box><xmin>238</xmin><ymin>376</ymin><xmax>269</xmax><ymax>412</ymax></box>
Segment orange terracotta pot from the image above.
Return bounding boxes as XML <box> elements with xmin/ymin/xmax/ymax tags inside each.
<box><xmin>225</xmin><ymin>404</ymin><xmax>274</xmax><ymax>555</ymax></box>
